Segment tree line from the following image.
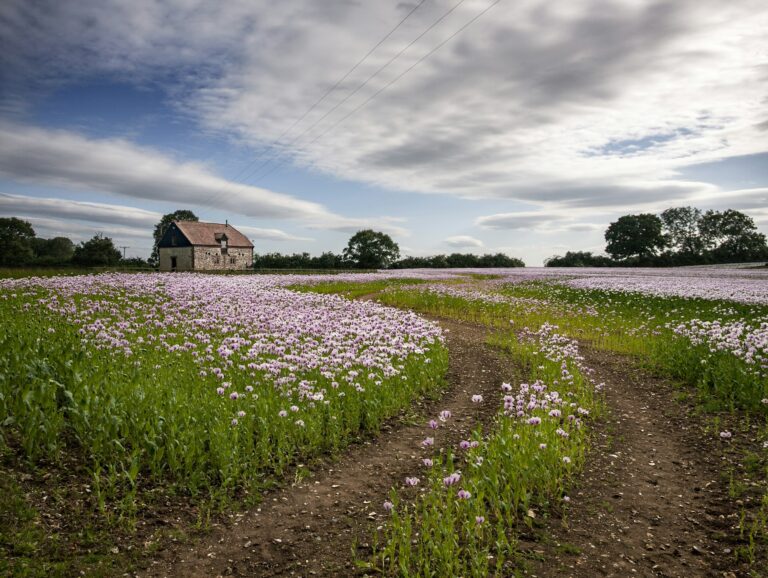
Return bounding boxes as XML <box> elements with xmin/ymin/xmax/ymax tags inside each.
<box><xmin>254</xmin><ymin>250</ymin><xmax>525</xmax><ymax>270</ymax></box>
<box><xmin>254</xmin><ymin>230</ymin><xmax>524</xmax><ymax>270</ymax></box>
<box><xmin>0</xmin><ymin>217</ymin><xmax>149</xmax><ymax>268</ymax></box>
<box><xmin>546</xmin><ymin>207</ymin><xmax>768</xmax><ymax>267</ymax></box>
<box><xmin>390</xmin><ymin>253</ymin><xmax>524</xmax><ymax>269</ymax></box>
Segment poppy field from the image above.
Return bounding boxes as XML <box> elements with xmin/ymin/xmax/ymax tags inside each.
<box><xmin>1</xmin><ymin>267</ymin><xmax>768</xmax><ymax>576</ymax></box>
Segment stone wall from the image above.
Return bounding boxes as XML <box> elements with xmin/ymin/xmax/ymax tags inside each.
<box><xmin>159</xmin><ymin>247</ymin><xmax>193</xmax><ymax>271</ymax></box>
<box><xmin>193</xmin><ymin>246</ymin><xmax>253</xmax><ymax>270</ymax></box>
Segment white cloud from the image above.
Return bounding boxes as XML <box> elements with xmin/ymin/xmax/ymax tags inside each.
<box><xmin>475</xmin><ymin>211</ymin><xmax>604</xmax><ymax>232</ymax></box>
<box><xmin>0</xmin><ymin>123</ymin><xmax>409</xmax><ymax>235</ymax></box>
<box><xmin>0</xmin><ymin>192</ymin><xmax>160</xmax><ymax>227</ymax></box>
<box><xmin>236</xmin><ymin>225</ymin><xmax>312</xmax><ymax>242</ymax></box>
<box><xmin>0</xmin><ymin>123</ymin><xmax>331</xmax><ymax>221</ymax></box>
<box><xmin>176</xmin><ymin>0</ymin><xmax>767</xmax><ymax>211</ymax></box>
<box><xmin>15</xmin><ymin>215</ymin><xmax>152</xmax><ymax>248</ymax></box>
<box><xmin>306</xmin><ymin>216</ymin><xmax>410</xmax><ymax>238</ymax></box>
<box><xmin>0</xmin><ymin>196</ymin><xmax>158</xmax><ymax>252</ymax></box>
<box><xmin>444</xmin><ymin>235</ymin><xmax>483</xmax><ymax>248</ymax></box>
<box><xmin>476</xmin><ymin>212</ymin><xmax>557</xmax><ymax>231</ymax></box>
<box><xmin>561</xmin><ymin>223</ymin><xmax>604</xmax><ymax>232</ymax></box>
<box><xmin>689</xmin><ymin>187</ymin><xmax>768</xmax><ymax>211</ymax></box>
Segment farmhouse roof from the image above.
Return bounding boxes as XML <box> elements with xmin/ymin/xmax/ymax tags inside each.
<box><xmin>174</xmin><ymin>221</ymin><xmax>253</xmax><ymax>248</ymax></box>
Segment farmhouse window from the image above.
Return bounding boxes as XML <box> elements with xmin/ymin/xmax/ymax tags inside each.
<box><xmin>230</xmin><ymin>256</ymin><xmax>236</xmax><ymax>264</ymax></box>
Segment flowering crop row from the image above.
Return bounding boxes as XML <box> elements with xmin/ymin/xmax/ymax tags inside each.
<box><xmin>565</xmin><ymin>273</ymin><xmax>768</xmax><ymax>305</ymax></box>
<box><xmin>669</xmin><ymin>319</ymin><xmax>768</xmax><ymax>378</ymax></box>
<box><xmin>658</xmin><ymin>318</ymin><xmax>768</xmax><ymax>409</ymax></box>
<box><xmin>278</xmin><ymin>264</ymin><xmax>768</xmax><ymax>305</ymax></box>
<box><xmin>375</xmin><ymin>273</ymin><xmax>768</xmax><ymax>413</ymax></box>
<box><xmin>372</xmin><ymin>324</ymin><xmax>603</xmax><ymax>576</ymax></box>
<box><xmin>0</xmin><ymin>273</ymin><xmax>446</xmax><ymax>511</ymax></box>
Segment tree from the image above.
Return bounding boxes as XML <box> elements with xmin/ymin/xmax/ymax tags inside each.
<box><xmin>252</xmin><ymin>251</ymin><xmax>345</xmax><ymax>269</ymax></box>
<box><xmin>72</xmin><ymin>234</ymin><xmax>122</xmax><ymax>266</ymax></box>
<box><xmin>604</xmin><ymin>214</ymin><xmax>666</xmax><ymax>260</ymax></box>
<box><xmin>545</xmin><ymin>251</ymin><xmax>614</xmax><ymax>267</ymax></box>
<box><xmin>660</xmin><ymin>206</ymin><xmax>704</xmax><ymax>256</ymax></box>
<box><xmin>313</xmin><ymin>251</ymin><xmax>343</xmax><ymax>269</ymax></box>
<box><xmin>150</xmin><ymin>210</ymin><xmax>198</xmax><ymax>267</ymax></box>
<box><xmin>390</xmin><ymin>252</ymin><xmax>525</xmax><ymax>269</ymax></box>
<box><xmin>0</xmin><ymin>217</ymin><xmax>36</xmax><ymax>266</ymax></box>
<box><xmin>32</xmin><ymin>236</ymin><xmax>75</xmax><ymax>264</ymax></box>
<box><xmin>343</xmin><ymin>229</ymin><xmax>400</xmax><ymax>269</ymax></box>
<box><xmin>700</xmin><ymin>209</ymin><xmax>768</xmax><ymax>262</ymax></box>
<box><xmin>121</xmin><ymin>256</ymin><xmax>151</xmax><ymax>268</ymax></box>
<box><xmin>477</xmin><ymin>253</ymin><xmax>525</xmax><ymax>267</ymax></box>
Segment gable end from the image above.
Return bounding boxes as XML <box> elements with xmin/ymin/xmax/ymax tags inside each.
<box><xmin>158</xmin><ymin>222</ymin><xmax>192</xmax><ymax>248</ymax></box>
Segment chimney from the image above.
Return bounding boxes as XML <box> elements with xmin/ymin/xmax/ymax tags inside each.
<box><xmin>225</xmin><ymin>219</ymin><xmax>228</xmax><ymax>228</ymax></box>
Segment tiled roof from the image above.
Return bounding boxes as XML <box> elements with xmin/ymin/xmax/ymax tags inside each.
<box><xmin>174</xmin><ymin>221</ymin><xmax>254</xmax><ymax>248</ymax></box>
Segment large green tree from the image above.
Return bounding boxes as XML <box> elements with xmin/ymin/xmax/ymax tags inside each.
<box><xmin>700</xmin><ymin>209</ymin><xmax>768</xmax><ymax>262</ymax></box>
<box><xmin>544</xmin><ymin>251</ymin><xmax>614</xmax><ymax>267</ymax></box>
<box><xmin>343</xmin><ymin>229</ymin><xmax>400</xmax><ymax>269</ymax></box>
<box><xmin>604</xmin><ymin>213</ymin><xmax>666</xmax><ymax>260</ymax></box>
<box><xmin>660</xmin><ymin>206</ymin><xmax>704</xmax><ymax>256</ymax></box>
<box><xmin>0</xmin><ymin>217</ymin><xmax>36</xmax><ymax>266</ymax></box>
<box><xmin>150</xmin><ymin>209</ymin><xmax>199</xmax><ymax>267</ymax></box>
<box><xmin>72</xmin><ymin>234</ymin><xmax>122</xmax><ymax>266</ymax></box>
<box><xmin>32</xmin><ymin>236</ymin><xmax>75</xmax><ymax>264</ymax></box>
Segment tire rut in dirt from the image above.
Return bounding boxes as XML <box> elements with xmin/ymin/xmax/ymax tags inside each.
<box><xmin>523</xmin><ymin>348</ymin><xmax>737</xmax><ymax>578</ymax></box>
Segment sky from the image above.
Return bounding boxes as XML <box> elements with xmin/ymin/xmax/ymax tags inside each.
<box><xmin>0</xmin><ymin>0</ymin><xmax>766</xmax><ymax>265</ymax></box>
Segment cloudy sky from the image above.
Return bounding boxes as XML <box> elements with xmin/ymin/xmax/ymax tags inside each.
<box><xmin>1</xmin><ymin>0</ymin><xmax>766</xmax><ymax>264</ymax></box>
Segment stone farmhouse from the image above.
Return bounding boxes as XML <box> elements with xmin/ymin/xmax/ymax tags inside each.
<box><xmin>158</xmin><ymin>221</ymin><xmax>254</xmax><ymax>271</ymax></box>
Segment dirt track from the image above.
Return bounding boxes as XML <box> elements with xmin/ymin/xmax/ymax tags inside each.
<box><xmin>523</xmin><ymin>348</ymin><xmax>738</xmax><ymax>577</ymax></box>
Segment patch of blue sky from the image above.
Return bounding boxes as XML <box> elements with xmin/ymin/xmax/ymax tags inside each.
<box><xmin>676</xmin><ymin>152</ymin><xmax>768</xmax><ymax>190</ymax></box>
<box><xmin>27</xmin><ymin>79</ymin><xmax>232</xmax><ymax>162</ymax></box>
<box><xmin>583</xmin><ymin>128</ymin><xmax>695</xmax><ymax>157</ymax></box>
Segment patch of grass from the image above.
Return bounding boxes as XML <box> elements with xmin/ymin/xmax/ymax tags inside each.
<box><xmin>0</xmin><ymin>476</ymin><xmax>42</xmax><ymax>559</ymax></box>
<box><xmin>0</xmin><ymin>470</ymin><xmax>129</xmax><ymax>577</ymax></box>
<box><xmin>557</xmin><ymin>542</ymin><xmax>582</xmax><ymax>555</ymax></box>
<box><xmin>743</xmin><ymin>452</ymin><xmax>764</xmax><ymax>475</ymax></box>
<box><xmin>0</xmin><ymin>266</ymin><xmax>154</xmax><ymax>279</ymax></box>
<box><xmin>599</xmin><ymin>500</ymin><xmax>614</xmax><ymax>514</ymax></box>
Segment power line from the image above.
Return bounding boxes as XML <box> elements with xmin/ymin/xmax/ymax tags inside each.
<box><xmin>251</xmin><ymin>0</ymin><xmax>503</xmax><ymax>186</ymax></box>
<box><xmin>312</xmin><ymin>0</ymin><xmax>503</xmax><ymax>143</ymax></box>
<box><xmin>241</xmin><ymin>0</ymin><xmax>469</xmax><ymax>185</ymax></box>
<box><xmin>256</xmin><ymin>0</ymin><xmax>431</xmax><ymax>155</ymax></box>
<box><xmin>196</xmin><ymin>0</ymin><xmax>429</xmax><ymax>219</ymax></box>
